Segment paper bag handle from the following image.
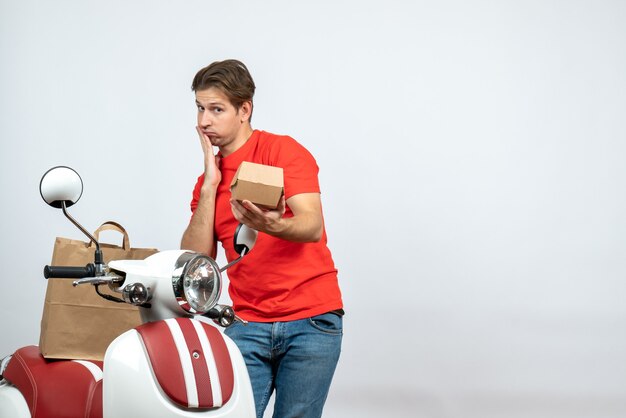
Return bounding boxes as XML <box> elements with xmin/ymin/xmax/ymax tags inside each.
<box><xmin>91</xmin><ymin>221</ymin><xmax>130</xmax><ymax>250</ymax></box>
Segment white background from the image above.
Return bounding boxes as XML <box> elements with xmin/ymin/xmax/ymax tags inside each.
<box><xmin>2</xmin><ymin>1</ymin><xmax>626</xmax><ymax>417</ymax></box>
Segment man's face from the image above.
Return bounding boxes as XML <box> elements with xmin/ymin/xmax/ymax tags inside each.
<box><xmin>195</xmin><ymin>87</ymin><xmax>246</xmax><ymax>151</ymax></box>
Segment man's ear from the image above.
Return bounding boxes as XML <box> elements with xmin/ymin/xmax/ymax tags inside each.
<box><xmin>239</xmin><ymin>101</ymin><xmax>253</xmax><ymax>122</ymax></box>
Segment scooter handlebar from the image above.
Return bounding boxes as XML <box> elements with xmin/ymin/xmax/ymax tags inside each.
<box><xmin>44</xmin><ymin>264</ymin><xmax>96</xmax><ymax>279</ymax></box>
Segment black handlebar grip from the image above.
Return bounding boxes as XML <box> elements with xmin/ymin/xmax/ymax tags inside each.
<box><xmin>44</xmin><ymin>264</ymin><xmax>96</xmax><ymax>279</ymax></box>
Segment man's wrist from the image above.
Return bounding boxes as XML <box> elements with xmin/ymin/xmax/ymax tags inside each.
<box><xmin>264</xmin><ymin>216</ymin><xmax>286</xmax><ymax>237</ymax></box>
<box><xmin>199</xmin><ymin>184</ymin><xmax>218</xmax><ymax>199</ymax></box>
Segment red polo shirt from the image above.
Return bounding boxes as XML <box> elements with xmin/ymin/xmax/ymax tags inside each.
<box><xmin>190</xmin><ymin>130</ymin><xmax>343</xmax><ymax>322</ymax></box>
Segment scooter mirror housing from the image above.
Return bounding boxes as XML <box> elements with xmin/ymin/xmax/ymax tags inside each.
<box><xmin>218</xmin><ymin>224</ymin><xmax>258</xmax><ymax>274</ymax></box>
<box><xmin>234</xmin><ymin>224</ymin><xmax>257</xmax><ymax>256</ymax></box>
<box><xmin>40</xmin><ymin>166</ymin><xmax>83</xmax><ymax>209</ymax></box>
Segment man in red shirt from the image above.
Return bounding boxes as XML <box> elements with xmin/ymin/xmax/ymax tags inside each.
<box><xmin>181</xmin><ymin>59</ymin><xmax>343</xmax><ymax>418</ymax></box>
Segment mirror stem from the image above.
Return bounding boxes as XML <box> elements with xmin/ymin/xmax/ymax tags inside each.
<box><xmin>61</xmin><ymin>201</ymin><xmax>103</xmax><ymax>266</ymax></box>
<box><xmin>219</xmin><ymin>248</ymin><xmax>248</xmax><ymax>273</ymax></box>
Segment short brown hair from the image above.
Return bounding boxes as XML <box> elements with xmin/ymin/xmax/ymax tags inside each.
<box><xmin>192</xmin><ymin>59</ymin><xmax>256</xmax><ymax>118</ymax></box>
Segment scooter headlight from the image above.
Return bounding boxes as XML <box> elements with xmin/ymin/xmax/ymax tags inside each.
<box><xmin>172</xmin><ymin>253</ymin><xmax>221</xmax><ymax>314</ymax></box>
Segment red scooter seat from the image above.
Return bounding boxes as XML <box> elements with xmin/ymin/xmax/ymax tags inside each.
<box><xmin>3</xmin><ymin>345</ymin><xmax>103</xmax><ymax>418</ymax></box>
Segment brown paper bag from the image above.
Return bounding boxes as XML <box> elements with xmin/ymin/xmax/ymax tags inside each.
<box><xmin>39</xmin><ymin>221</ymin><xmax>158</xmax><ymax>361</ymax></box>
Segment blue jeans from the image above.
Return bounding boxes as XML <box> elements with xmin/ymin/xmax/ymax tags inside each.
<box><xmin>225</xmin><ymin>312</ymin><xmax>343</xmax><ymax>418</ymax></box>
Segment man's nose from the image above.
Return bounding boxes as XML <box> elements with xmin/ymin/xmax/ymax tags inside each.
<box><xmin>199</xmin><ymin>112</ymin><xmax>212</xmax><ymax>126</ymax></box>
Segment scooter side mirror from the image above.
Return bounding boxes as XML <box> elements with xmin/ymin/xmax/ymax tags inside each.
<box><xmin>39</xmin><ymin>166</ymin><xmax>83</xmax><ymax>209</ymax></box>
<box><xmin>39</xmin><ymin>166</ymin><xmax>104</xmax><ymax>276</ymax></box>
<box><xmin>218</xmin><ymin>224</ymin><xmax>258</xmax><ymax>273</ymax></box>
<box><xmin>234</xmin><ymin>224</ymin><xmax>258</xmax><ymax>256</ymax></box>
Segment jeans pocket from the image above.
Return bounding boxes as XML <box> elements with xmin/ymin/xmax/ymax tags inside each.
<box><xmin>308</xmin><ymin>313</ymin><xmax>343</xmax><ymax>335</ymax></box>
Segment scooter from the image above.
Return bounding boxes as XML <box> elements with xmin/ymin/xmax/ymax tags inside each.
<box><xmin>0</xmin><ymin>166</ymin><xmax>257</xmax><ymax>418</ymax></box>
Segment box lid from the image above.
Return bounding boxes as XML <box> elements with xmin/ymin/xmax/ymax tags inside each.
<box><xmin>230</xmin><ymin>161</ymin><xmax>284</xmax><ymax>188</ymax></box>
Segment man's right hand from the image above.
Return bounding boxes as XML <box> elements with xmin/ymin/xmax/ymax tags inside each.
<box><xmin>196</xmin><ymin>126</ymin><xmax>221</xmax><ymax>189</ymax></box>
<box><xmin>181</xmin><ymin>127</ymin><xmax>221</xmax><ymax>257</ymax></box>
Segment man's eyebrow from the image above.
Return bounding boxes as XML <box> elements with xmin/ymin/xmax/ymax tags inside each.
<box><xmin>196</xmin><ymin>99</ymin><xmax>225</xmax><ymax>106</ymax></box>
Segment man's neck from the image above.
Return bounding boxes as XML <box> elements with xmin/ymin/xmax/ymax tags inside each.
<box><xmin>220</xmin><ymin>125</ymin><xmax>254</xmax><ymax>157</ymax></box>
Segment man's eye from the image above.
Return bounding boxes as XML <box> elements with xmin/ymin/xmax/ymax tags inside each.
<box><xmin>197</xmin><ymin>105</ymin><xmax>205</xmax><ymax>111</ymax></box>
<box><xmin>213</xmin><ymin>107</ymin><xmax>223</xmax><ymax>113</ymax></box>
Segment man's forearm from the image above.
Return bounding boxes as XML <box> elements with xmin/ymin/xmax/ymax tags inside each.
<box><xmin>231</xmin><ymin>193</ymin><xmax>324</xmax><ymax>243</ymax></box>
<box><xmin>266</xmin><ymin>211</ymin><xmax>323</xmax><ymax>243</ymax></box>
<box><xmin>181</xmin><ymin>189</ymin><xmax>217</xmax><ymax>257</ymax></box>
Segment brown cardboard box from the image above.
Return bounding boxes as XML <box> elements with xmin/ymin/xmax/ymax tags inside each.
<box><xmin>230</xmin><ymin>161</ymin><xmax>284</xmax><ymax>209</ymax></box>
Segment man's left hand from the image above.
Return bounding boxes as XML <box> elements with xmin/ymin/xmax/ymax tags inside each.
<box><xmin>230</xmin><ymin>196</ymin><xmax>287</xmax><ymax>235</ymax></box>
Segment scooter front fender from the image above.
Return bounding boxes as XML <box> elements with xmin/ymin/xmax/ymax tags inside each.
<box><xmin>103</xmin><ymin>320</ymin><xmax>255</xmax><ymax>418</ymax></box>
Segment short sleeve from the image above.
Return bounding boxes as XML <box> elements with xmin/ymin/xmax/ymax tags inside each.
<box><xmin>266</xmin><ymin>136</ymin><xmax>320</xmax><ymax>200</ymax></box>
<box><xmin>190</xmin><ymin>173</ymin><xmax>205</xmax><ymax>214</ymax></box>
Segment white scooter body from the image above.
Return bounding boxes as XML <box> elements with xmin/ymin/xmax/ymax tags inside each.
<box><xmin>0</xmin><ymin>382</ymin><xmax>28</xmax><ymax>418</ymax></box>
<box><xmin>0</xmin><ymin>250</ymin><xmax>256</xmax><ymax>418</ymax></box>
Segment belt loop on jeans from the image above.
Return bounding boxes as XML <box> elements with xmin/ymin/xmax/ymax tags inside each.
<box><xmin>328</xmin><ymin>309</ymin><xmax>345</xmax><ymax>317</ymax></box>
